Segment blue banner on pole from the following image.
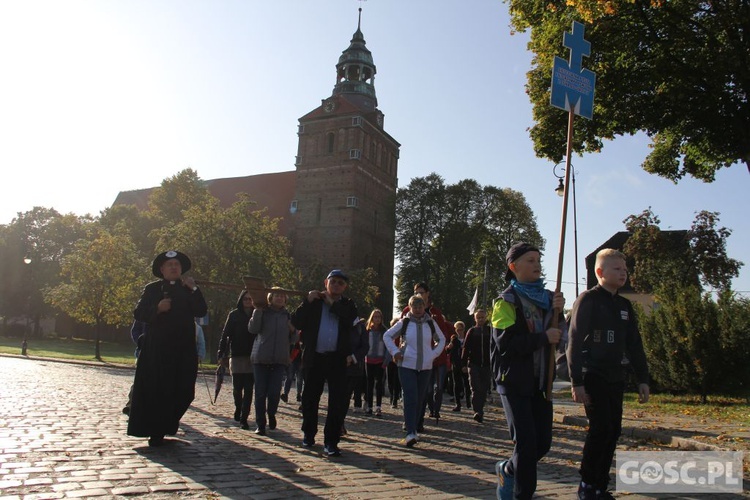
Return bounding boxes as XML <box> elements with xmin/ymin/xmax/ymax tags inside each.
<box><xmin>550</xmin><ymin>21</ymin><xmax>596</xmax><ymax>119</ymax></box>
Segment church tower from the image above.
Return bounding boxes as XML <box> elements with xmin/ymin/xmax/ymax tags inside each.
<box><xmin>291</xmin><ymin>10</ymin><xmax>399</xmax><ymax>313</ymax></box>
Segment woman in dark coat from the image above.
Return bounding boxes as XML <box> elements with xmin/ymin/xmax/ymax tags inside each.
<box><xmin>127</xmin><ymin>250</ymin><xmax>208</xmax><ymax>447</ymax></box>
<box><xmin>218</xmin><ymin>290</ymin><xmax>256</xmax><ymax>429</ymax></box>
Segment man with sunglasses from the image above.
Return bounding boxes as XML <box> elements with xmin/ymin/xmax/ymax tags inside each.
<box><xmin>291</xmin><ymin>269</ymin><xmax>358</xmax><ymax>457</ymax></box>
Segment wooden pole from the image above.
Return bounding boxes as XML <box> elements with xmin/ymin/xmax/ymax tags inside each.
<box><xmin>546</xmin><ymin>108</ymin><xmax>575</xmax><ymax>400</ymax></box>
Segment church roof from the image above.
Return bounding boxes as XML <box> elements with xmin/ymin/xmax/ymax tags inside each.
<box><xmin>113</xmin><ymin>170</ymin><xmax>297</xmax><ymax>235</ymax></box>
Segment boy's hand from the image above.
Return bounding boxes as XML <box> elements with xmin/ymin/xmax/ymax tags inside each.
<box><xmin>552</xmin><ymin>291</ymin><xmax>565</xmax><ymax>311</ymax></box>
<box><xmin>638</xmin><ymin>383</ymin><xmax>650</xmax><ymax>403</ymax></box>
<box><xmin>545</xmin><ymin>328</ymin><xmax>562</xmax><ymax>344</ymax></box>
<box><xmin>571</xmin><ymin>385</ymin><xmax>589</xmax><ymax>404</ymax></box>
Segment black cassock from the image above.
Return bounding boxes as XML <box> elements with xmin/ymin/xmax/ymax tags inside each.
<box><xmin>127</xmin><ymin>279</ymin><xmax>208</xmax><ymax>439</ymax></box>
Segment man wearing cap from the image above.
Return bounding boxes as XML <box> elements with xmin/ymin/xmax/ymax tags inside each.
<box><xmin>291</xmin><ymin>269</ymin><xmax>358</xmax><ymax>457</ymax></box>
<box><xmin>490</xmin><ymin>243</ymin><xmax>565</xmax><ymax>500</ymax></box>
<box><xmin>127</xmin><ymin>250</ymin><xmax>208</xmax><ymax>447</ymax></box>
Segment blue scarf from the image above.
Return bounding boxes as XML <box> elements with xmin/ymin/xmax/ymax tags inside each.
<box><xmin>511</xmin><ymin>279</ymin><xmax>551</xmax><ymax>310</ymax></box>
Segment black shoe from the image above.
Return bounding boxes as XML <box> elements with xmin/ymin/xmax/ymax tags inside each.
<box><xmin>577</xmin><ymin>482</ymin><xmax>597</xmax><ymax>500</ymax></box>
<box><xmin>428</xmin><ymin>411</ymin><xmax>435</xmax><ymax>418</ymax></box>
<box><xmin>122</xmin><ymin>406</ymin><xmax>130</xmax><ymax>415</ymax></box>
<box><xmin>302</xmin><ymin>435</ymin><xmax>315</xmax><ymax>447</ymax></box>
<box><xmin>148</xmin><ymin>435</ymin><xmax>164</xmax><ymax>447</ymax></box>
<box><xmin>451</xmin><ymin>405</ymin><xmax>461</xmax><ymax>412</ymax></box>
<box><xmin>240</xmin><ymin>420</ymin><xmax>250</xmax><ymax>430</ymax></box>
<box><xmin>234</xmin><ymin>409</ymin><xmax>241</xmax><ymax>422</ymax></box>
<box><xmin>473</xmin><ymin>412</ymin><xmax>484</xmax><ymax>423</ymax></box>
<box><xmin>280</xmin><ymin>393</ymin><xmax>288</xmax><ymax>403</ymax></box>
<box><xmin>324</xmin><ymin>443</ymin><xmax>341</xmax><ymax>457</ymax></box>
<box><xmin>340</xmin><ymin>425</ymin><xmax>347</xmax><ymax>437</ymax></box>
<box><xmin>268</xmin><ymin>415</ymin><xmax>277</xmax><ymax>430</ymax></box>
<box><xmin>254</xmin><ymin>426</ymin><xmax>266</xmax><ymax>435</ymax></box>
<box><xmin>596</xmin><ymin>490</ymin><xmax>615</xmax><ymax>500</ymax></box>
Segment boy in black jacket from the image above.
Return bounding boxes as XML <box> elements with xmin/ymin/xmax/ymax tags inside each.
<box><xmin>567</xmin><ymin>249</ymin><xmax>650</xmax><ymax>500</ymax></box>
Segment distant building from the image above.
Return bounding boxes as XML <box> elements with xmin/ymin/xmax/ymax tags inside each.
<box><xmin>113</xmin><ymin>14</ymin><xmax>399</xmax><ymax>312</ymax></box>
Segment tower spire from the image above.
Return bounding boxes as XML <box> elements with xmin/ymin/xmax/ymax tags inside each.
<box><xmin>332</xmin><ymin>6</ymin><xmax>377</xmax><ymax>103</ymax></box>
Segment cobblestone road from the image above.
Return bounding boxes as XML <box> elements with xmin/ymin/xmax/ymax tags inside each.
<box><xmin>0</xmin><ymin>357</ymin><xmax>746</xmax><ymax>499</ymax></box>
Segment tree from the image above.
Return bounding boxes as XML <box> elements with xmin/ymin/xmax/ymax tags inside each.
<box><xmin>45</xmin><ymin>229</ymin><xmax>146</xmax><ymax>360</ymax></box>
<box><xmin>152</xmin><ymin>192</ymin><xmax>300</xmax><ymax>362</ymax></box>
<box><xmin>395</xmin><ymin>174</ymin><xmax>543</xmax><ymax>321</ymax></box>
<box><xmin>623</xmin><ymin>208</ymin><xmax>742</xmax><ymax>294</ymax></box>
<box><xmin>622</xmin><ymin>208</ymin><xmax>745</xmax><ymax>399</ymax></box>
<box><xmin>0</xmin><ymin>208</ymin><xmax>94</xmax><ymax>337</ymax></box>
<box><xmin>505</xmin><ymin>0</ymin><xmax>750</xmax><ymax>181</ymax></box>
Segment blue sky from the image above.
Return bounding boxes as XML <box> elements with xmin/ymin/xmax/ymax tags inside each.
<box><xmin>0</xmin><ymin>0</ymin><xmax>747</xmax><ymax>304</ymax></box>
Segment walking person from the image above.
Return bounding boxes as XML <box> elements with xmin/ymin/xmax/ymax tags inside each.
<box><xmin>384</xmin><ymin>294</ymin><xmax>446</xmax><ymax>448</ymax></box>
<box><xmin>281</xmin><ymin>331</ymin><xmax>303</xmax><ymax>404</ymax></box>
<box><xmin>491</xmin><ymin>243</ymin><xmax>565</xmax><ymax>499</ymax></box>
<box><xmin>364</xmin><ymin>309</ymin><xmax>388</xmax><ymax>417</ymax></box>
<box><xmin>217</xmin><ymin>290</ymin><xmax>256</xmax><ymax>430</ymax></box>
<box><xmin>342</xmin><ymin>317</ymin><xmax>369</xmax><ymax>434</ymax></box>
<box><xmin>401</xmin><ymin>282</ymin><xmax>454</xmax><ymax>426</ymax></box>
<box><xmin>127</xmin><ymin>250</ymin><xmax>208</xmax><ymax>447</ymax></box>
<box><xmin>249</xmin><ymin>287</ymin><xmax>296</xmax><ymax>436</ymax></box>
<box><xmin>291</xmin><ymin>269</ymin><xmax>358</xmax><ymax>457</ymax></box>
<box><xmin>447</xmin><ymin>320</ymin><xmax>471</xmax><ymax>412</ymax></box>
<box><xmin>567</xmin><ymin>249</ymin><xmax>650</xmax><ymax>499</ymax></box>
<box><xmin>462</xmin><ymin>309</ymin><xmax>493</xmax><ymax>422</ymax></box>
<box><xmin>386</xmin><ymin>318</ymin><xmax>402</xmax><ymax>408</ymax></box>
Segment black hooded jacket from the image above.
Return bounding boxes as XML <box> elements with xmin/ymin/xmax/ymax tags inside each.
<box><xmin>218</xmin><ymin>290</ymin><xmax>256</xmax><ymax>359</ymax></box>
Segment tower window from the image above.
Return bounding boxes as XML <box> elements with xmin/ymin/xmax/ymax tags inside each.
<box><xmin>346</xmin><ymin>196</ymin><xmax>359</xmax><ymax>208</ymax></box>
<box><xmin>349</xmin><ymin>149</ymin><xmax>362</xmax><ymax>160</ymax></box>
<box><xmin>298</xmin><ymin>124</ymin><xmax>305</xmax><ymax>134</ymax></box>
<box><xmin>351</xmin><ymin>116</ymin><xmax>362</xmax><ymax>126</ymax></box>
<box><xmin>327</xmin><ymin>133</ymin><xmax>335</xmax><ymax>154</ymax></box>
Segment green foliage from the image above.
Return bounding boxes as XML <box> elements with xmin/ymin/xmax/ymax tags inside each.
<box><xmin>638</xmin><ymin>288</ymin><xmax>750</xmax><ymax>400</ymax></box>
<box><xmin>623</xmin><ymin>207</ymin><xmax>747</xmax><ymax>400</ymax></box>
<box><xmin>0</xmin><ymin>208</ymin><xmax>94</xmax><ymax>337</ymax></box>
<box><xmin>504</xmin><ymin>0</ymin><xmax>750</xmax><ymax>181</ymax></box>
<box><xmin>623</xmin><ymin>208</ymin><xmax>742</xmax><ymax>294</ymax></box>
<box><xmin>395</xmin><ymin>174</ymin><xmax>543</xmax><ymax>322</ymax></box>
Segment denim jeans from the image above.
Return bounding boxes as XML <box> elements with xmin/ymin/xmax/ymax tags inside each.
<box><xmin>253</xmin><ymin>364</ymin><xmax>285</xmax><ymax>428</ymax></box>
<box><xmin>398</xmin><ymin>366</ymin><xmax>432</xmax><ymax>435</ymax></box>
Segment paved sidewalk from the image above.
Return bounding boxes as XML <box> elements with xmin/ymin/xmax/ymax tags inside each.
<box><xmin>0</xmin><ymin>356</ymin><xmax>747</xmax><ymax>499</ymax></box>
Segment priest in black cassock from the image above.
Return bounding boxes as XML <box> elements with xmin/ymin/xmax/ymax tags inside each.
<box><xmin>127</xmin><ymin>250</ymin><xmax>207</xmax><ymax>446</ymax></box>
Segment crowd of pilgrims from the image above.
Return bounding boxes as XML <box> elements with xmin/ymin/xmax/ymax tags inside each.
<box><xmin>123</xmin><ymin>244</ymin><xmax>648</xmax><ymax>500</ymax></box>
<box><xmin>214</xmin><ymin>282</ymin><xmax>494</xmax><ymax>440</ymax></box>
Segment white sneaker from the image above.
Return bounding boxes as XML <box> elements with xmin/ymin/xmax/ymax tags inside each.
<box><xmin>405</xmin><ymin>433</ymin><xmax>418</xmax><ymax>447</ymax></box>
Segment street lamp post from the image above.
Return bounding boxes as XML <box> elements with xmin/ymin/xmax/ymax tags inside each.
<box><xmin>22</xmin><ymin>256</ymin><xmax>31</xmax><ymax>356</ymax></box>
<box><xmin>553</xmin><ymin>163</ymin><xmax>580</xmax><ymax>297</ymax></box>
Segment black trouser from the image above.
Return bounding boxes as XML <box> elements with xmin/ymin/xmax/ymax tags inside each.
<box><xmin>232</xmin><ymin>372</ymin><xmax>254</xmax><ymax>422</ymax></box>
<box><xmin>365</xmin><ymin>362</ymin><xmax>385</xmax><ymax>409</ymax></box>
<box><xmin>301</xmin><ymin>353</ymin><xmax>347</xmax><ymax>446</ymax></box>
<box><xmin>450</xmin><ymin>364</ymin><xmax>470</xmax><ymax>407</ymax></box>
<box><xmin>468</xmin><ymin>363</ymin><xmax>492</xmax><ymax>415</ymax></box>
<box><xmin>500</xmin><ymin>390</ymin><xmax>553</xmax><ymax>500</ymax></box>
<box><xmin>580</xmin><ymin>375</ymin><xmax>624</xmax><ymax>490</ymax></box>
<box><xmin>387</xmin><ymin>362</ymin><xmax>401</xmax><ymax>404</ymax></box>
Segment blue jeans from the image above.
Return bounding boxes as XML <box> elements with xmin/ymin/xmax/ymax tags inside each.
<box><xmin>398</xmin><ymin>366</ymin><xmax>432</xmax><ymax>435</ymax></box>
<box><xmin>253</xmin><ymin>364</ymin><xmax>285</xmax><ymax>428</ymax></box>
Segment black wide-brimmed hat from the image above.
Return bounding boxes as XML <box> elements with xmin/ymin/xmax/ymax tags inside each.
<box><xmin>152</xmin><ymin>250</ymin><xmax>192</xmax><ymax>278</ymax></box>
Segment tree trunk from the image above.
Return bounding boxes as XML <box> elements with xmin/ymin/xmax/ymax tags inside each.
<box><xmin>95</xmin><ymin>319</ymin><xmax>102</xmax><ymax>361</ymax></box>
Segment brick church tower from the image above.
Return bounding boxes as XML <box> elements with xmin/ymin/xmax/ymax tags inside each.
<box><xmin>290</xmin><ymin>11</ymin><xmax>399</xmax><ymax>313</ymax></box>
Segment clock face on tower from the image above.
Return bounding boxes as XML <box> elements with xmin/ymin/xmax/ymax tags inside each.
<box><xmin>324</xmin><ymin>100</ymin><xmax>336</xmax><ymax>113</ymax></box>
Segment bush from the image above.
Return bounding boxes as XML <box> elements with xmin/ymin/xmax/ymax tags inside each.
<box><xmin>638</xmin><ymin>287</ymin><xmax>750</xmax><ymax>402</ymax></box>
